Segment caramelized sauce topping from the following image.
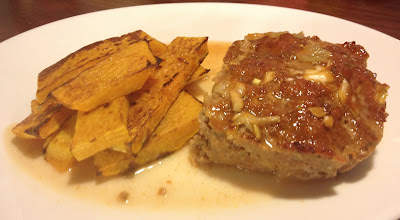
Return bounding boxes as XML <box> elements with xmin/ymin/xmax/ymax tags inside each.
<box><xmin>207</xmin><ymin>33</ymin><xmax>388</xmax><ymax>158</ymax></box>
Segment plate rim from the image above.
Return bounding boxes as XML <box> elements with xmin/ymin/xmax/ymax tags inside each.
<box><xmin>0</xmin><ymin>3</ymin><xmax>399</xmax><ymax>220</ymax></box>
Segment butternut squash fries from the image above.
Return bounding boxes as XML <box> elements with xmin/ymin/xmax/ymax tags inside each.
<box><xmin>12</xmin><ymin>30</ymin><xmax>208</xmax><ymax>177</ymax></box>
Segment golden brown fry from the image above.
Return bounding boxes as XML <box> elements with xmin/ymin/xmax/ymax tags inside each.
<box><xmin>71</xmin><ymin>96</ymin><xmax>131</xmax><ymax>161</ymax></box>
<box><xmin>52</xmin><ymin>40</ymin><xmax>158</xmax><ymax>112</ymax></box>
<box><xmin>147</xmin><ymin>36</ymin><xmax>167</xmax><ymax>57</ymax></box>
<box><xmin>44</xmin><ymin>113</ymin><xmax>77</xmax><ymax>172</ymax></box>
<box><xmin>93</xmin><ymin>149</ymin><xmax>134</xmax><ymax>176</ymax></box>
<box><xmin>187</xmin><ymin>65</ymin><xmax>210</xmax><ymax>84</ymax></box>
<box><xmin>30</xmin><ymin>100</ymin><xmax>40</xmax><ymax>113</ymax></box>
<box><xmin>36</xmin><ymin>30</ymin><xmax>166</xmax><ymax>104</ymax></box>
<box><xmin>127</xmin><ymin>37</ymin><xmax>208</xmax><ymax>154</ymax></box>
<box><xmin>12</xmin><ymin>97</ymin><xmax>74</xmax><ymax>139</ymax></box>
<box><xmin>94</xmin><ymin>91</ymin><xmax>203</xmax><ymax>176</ymax></box>
<box><xmin>134</xmin><ymin>91</ymin><xmax>202</xmax><ymax>167</ymax></box>
<box><xmin>15</xmin><ymin>31</ymin><xmax>209</xmax><ymax>178</ymax></box>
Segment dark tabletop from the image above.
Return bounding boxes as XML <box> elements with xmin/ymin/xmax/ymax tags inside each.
<box><xmin>1</xmin><ymin>0</ymin><xmax>399</xmax><ymax>43</ymax></box>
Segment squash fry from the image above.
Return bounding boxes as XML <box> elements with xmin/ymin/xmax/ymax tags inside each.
<box><xmin>36</xmin><ymin>30</ymin><xmax>165</xmax><ymax>104</ymax></box>
<box><xmin>187</xmin><ymin>65</ymin><xmax>210</xmax><ymax>84</ymax></box>
<box><xmin>94</xmin><ymin>91</ymin><xmax>203</xmax><ymax>176</ymax></box>
<box><xmin>72</xmin><ymin>96</ymin><xmax>131</xmax><ymax>161</ymax></box>
<box><xmin>44</xmin><ymin>113</ymin><xmax>77</xmax><ymax>172</ymax></box>
<box><xmin>93</xmin><ymin>149</ymin><xmax>134</xmax><ymax>176</ymax></box>
<box><xmin>52</xmin><ymin>40</ymin><xmax>158</xmax><ymax>112</ymax></box>
<box><xmin>127</xmin><ymin>37</ymin><xmax>208</xmax><ymax>153</ymax></box>
<box><xmin>12</xmin><ymin>97</ymin><xmax>74</xmax><ymax>139</ymax></box>
<box><xmin>13</xmin><ymin>31</ymin><xmax>210</xmax><ymax>178</ymax></box>
<box><xmin>30</xmin><ymin>99</ymin><xmax>40</xmax><ymax>113</ymax></box>
<box><xmin>134</xmin><ymin>91</ymin><xmax>202</xmax><ymax>167</ymax></box>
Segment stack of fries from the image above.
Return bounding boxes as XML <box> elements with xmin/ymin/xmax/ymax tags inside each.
<box><xmin>12</xmin><ymin>30</ymin><xmax>209</xmax><ymax>176</ymax></box>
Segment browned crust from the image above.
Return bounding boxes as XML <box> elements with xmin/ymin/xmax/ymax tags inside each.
<box><xmin>193</xmin><ymin>32</ymin><xmax>388</xmax><ymax>180</ymax></box>
<box><xmin>50</xmin><ymin>39</ymin><xmax>157</xmax><ymax>111</ymax></box>
<box><xmin>37</xmin><ymin>30</ymin><xmax>143</xmax><ymax>83</ymax></box>
<box><xmin>127</xmin><ymin>37</ymin><xmax>209</xmax><ymax>153</ymax></box>
<box><xmin>36</xmin><ymin>30</ymin><xmax>165</xmax><ymax>104</ymax></box>
<box><xmin>192</xmin><ymin>110</ymin><xmax>346</xmax><ymax>180</ymax></box>
<box><xmin>12</xmin><ymin>98</ymin><xmax>74</xmax><ymax>139</ymax></box>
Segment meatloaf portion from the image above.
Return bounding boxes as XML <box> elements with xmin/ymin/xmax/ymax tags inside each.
<box><xmin>191</xmin><ymin>32</ymin><xmax>389</xmax><ymax>180</ymax></box>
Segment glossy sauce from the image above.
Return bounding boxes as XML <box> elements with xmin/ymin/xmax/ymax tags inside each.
<box><xmin>4</xmin><ymin>42</ymin><xmax>279</xmax><ymax>211</ymax></box>
<box><xmin>206</xmin><ymin>34</ymin><xmax>388</xmax><ymax>160</ymax></box>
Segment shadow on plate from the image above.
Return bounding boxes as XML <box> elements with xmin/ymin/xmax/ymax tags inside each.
<box><xmin>67</xmin><ymin>158</ymin><xmax>134</xmax><ymax>185</ymax></box>
<box><xmin>193</xmin><ymin>152</ymin><xmax>375</xmax><ymax>200</ymax></box>
<box><xmin>67</xmin><ymin>159</ymin><xmax>97</xmax><ymax>184</ymax></box>
<box><xmin>9</xmin><ymin>135</ymin><xmax>45</xmax><ymax>159</ymax></box>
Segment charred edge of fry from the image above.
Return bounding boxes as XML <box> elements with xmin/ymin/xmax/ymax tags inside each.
<box><xmin>155</xmin><ymin>57</ymin><xmax>163</xmax><ymax>65</ymax></box>
<box><xmin>39</xmin><ymin>107</ymin><xmax>75</xmax><ymax>138</ymax></box>
<box><xmin>23</xmin><ymin>118</ymin><xmax>51</xmax><ymax>136</ymax></box>
<box><xmin>187</xmin><ymin>68</ymin><xmax>210</xmax><ymax>84</ymax></box>
<box><xmin>51</xmin><ymin>39</ymin><xmax>156</xmax><ymax>97</ymax></box>
<box><xmin>195</xmin><ymin>37</ymin><xmax>209</xmax><ymax>52</ymax></box>
<box><xmin>199</xmin><ymin>52</ymin><xmax>209</xmax><ymax>65</ymax></box>
<box><xmin>196</xmin><ymin>38</ymin><xmax>209</xmax><ymax>64</ymax></box>
<box><xmin>36</xmin><ymin>56</ymin><xmax>106</xmax><ymax>98</ymax></box>
<box><xmin>197</xmin><ymin>69</ymin><xmax>210</xmax><ymax>78</ymax></box>
<box><xmin>37</xmin><ymin>30</ymin><xmax>144</xmax><ymax>82</ymax></box>
<box><xmin>183</xmin><ymin>89</ymin><xmax>203</xmax><ymax>104</ymax></box>
<box><xmin>37</xmin><ymin>31</ymin><xmax>164</xmax><ymax>103</ymax></box>
<box><xmin>12</xmin><ymin>101</ymin><xmax>64</xmax><ymax>137</ymax></box>
<box><xmin>147</xmin><ymin>39</ymin><xmax>167</xmax><ymax>57</ymax></box>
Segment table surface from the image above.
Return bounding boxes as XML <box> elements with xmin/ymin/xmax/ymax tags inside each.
<box><xmin>1</xmin><ymin>0</ymin><xmax>399</xmax><ymax>43</ymax></box>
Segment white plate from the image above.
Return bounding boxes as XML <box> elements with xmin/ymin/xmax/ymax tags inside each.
<box><xmin>0</xmin><ymin>3</ymin><xmax>399</xmax><ymax>220</ymax></box>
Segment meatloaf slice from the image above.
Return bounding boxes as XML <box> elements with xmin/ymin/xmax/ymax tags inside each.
<box><xmin>191</xmin><ymin>32</ymin><xmax>389</xmax><ymax>180</ymax></box>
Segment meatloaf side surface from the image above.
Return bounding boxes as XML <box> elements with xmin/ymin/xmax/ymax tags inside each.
<box><xmin>191</xmin><ymin>32</ymin><xmax>389</xmax><ymax>180</ymax></box>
